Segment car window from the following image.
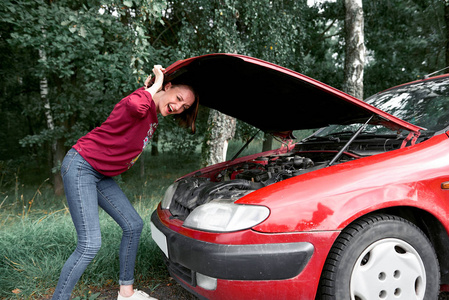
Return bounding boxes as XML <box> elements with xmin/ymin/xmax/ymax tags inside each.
<box><xmin>316</xmin><ymin>77</ymin><xmax>449</xmax><ymax>137</ymax></box>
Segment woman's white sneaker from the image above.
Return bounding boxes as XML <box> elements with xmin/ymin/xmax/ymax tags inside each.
<box><xmin>117</xmin><ymin>289</ymin><xmax>157</xmax><ymax>300</ymax></box>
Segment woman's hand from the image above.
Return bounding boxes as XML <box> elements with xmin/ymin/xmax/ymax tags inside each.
<box><xmin>145</xmin><ymin>65</ymin><xmax>165</xmax><ymax>97</ymax></box>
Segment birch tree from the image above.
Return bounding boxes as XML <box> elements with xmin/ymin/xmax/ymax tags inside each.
<box><xmin>343</xmin><ymin>0</ymin><xmax>365</xmax><ymax>99</ymax></box>
<box><xmin>39</xmin><ymin>42</ymin><xmax>64</xmax><ymax>195</ymax></box>
<box><xmin>203</xmin><ymin>110</ymin><xmax>237</xmax><ymax>166</ymax></box>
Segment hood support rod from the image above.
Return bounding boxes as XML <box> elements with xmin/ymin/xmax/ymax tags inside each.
<box><xmin>327</xmin><ymin>115</ymin><xmax>374</xmax><ymax>167</ymax></box>
<box><xmin>231</xmin><ymin>129</ymin><xmax>261</xmax><ymax>161</ymax></box>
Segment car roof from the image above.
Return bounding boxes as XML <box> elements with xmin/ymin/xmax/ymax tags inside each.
<box><xmin>164</xmin><ymin>53</ymin><xmax>422</xmax><ymax>136</ymax></box>
<box><xmin>375</xmin><ymin>73</ymin><xmax>449</xmax><ymax>94</ymax></box>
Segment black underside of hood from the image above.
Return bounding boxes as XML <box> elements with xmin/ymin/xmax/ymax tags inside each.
<box><xmin>165</xmin><ymin>54</ymin><xmax>415</xmax><ymax>134</ymax></box>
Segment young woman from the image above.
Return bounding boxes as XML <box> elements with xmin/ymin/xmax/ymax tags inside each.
<box><xmin>52</xmin><ymin>65</ymin><xmax>198</xmax><ymax>300</ymax></box>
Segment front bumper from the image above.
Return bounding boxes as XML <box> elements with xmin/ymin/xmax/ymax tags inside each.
<box><xmin>150</xmin><ymin>211</ymin><xmax>314</xmax><ymax>282</ymax></box>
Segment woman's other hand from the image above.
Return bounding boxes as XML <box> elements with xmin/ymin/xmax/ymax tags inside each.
<box><xmin>145</xmin><ymin>65</ymin><xmax>165</xmax><ymax>97</ymax></box>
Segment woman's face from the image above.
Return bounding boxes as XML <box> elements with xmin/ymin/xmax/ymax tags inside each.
<box><xmin>154</xmin><ymin>82</ymin><xmax>195</xmax><ymax>117</ymax></box>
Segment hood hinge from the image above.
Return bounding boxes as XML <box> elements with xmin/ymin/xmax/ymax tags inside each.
<box><xmin>400</xmin><ymin>131</ymin><xmax>421</xmax><ymax>148</ymax></box>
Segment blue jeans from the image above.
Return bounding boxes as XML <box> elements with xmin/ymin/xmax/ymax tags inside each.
<box><xmin>52</xmin><ymin>148</ymin><xmax>143</xmax><ymax>300</ymax></box>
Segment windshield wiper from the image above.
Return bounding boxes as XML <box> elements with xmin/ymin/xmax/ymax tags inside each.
<box><xmin>328</xmin><ymin>115</ymin><xmax>374</xmax><ymax>167</ymax></box>
<box><xmin>327</xmin><ymin>131</ymin><xmax>355</xmax><ymax>136</ymax></box>
<box><xmin>302</xmin><ymin>127</ymin><xmax>327</xmax><ymax>142</ymax></box>
<box><xmin>309</xmin><ymin>131</ymin><xmax>356</xmax><ymax>143</ymax></box>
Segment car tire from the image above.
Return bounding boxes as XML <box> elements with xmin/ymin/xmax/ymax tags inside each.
<box><xmin>318</xmin><ymin>214</ymin><xmax>439</xmax><ymax>300</ymax></box>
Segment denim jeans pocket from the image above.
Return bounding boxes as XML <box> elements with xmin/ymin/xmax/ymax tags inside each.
<box><xmin>61</xmin><ymin>149</ymin><xmax>79</xmax><ymax>177</ymax></box>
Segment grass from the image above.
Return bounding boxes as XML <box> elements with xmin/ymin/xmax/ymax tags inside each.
<box><xmin>0</xmin><ymin>149</ymin><xmax>202</xmax><ymax>300</ymax></box>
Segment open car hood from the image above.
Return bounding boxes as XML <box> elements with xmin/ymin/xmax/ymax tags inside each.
<box><xmin>164</xmin><ymin>54</ymin><xmax>422</xmax><ymax>137</ymax></box>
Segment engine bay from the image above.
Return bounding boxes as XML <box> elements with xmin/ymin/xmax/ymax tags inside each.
<box><xmin>166</xmin><ymin>122</ymin><xmax>414</xmax><ymax>220</ymax></box>
<box><xmin>219</xmin><ymin>154</ymin><xmax>318</xmax><ymax>184</ymax></box>
<box><xmin>167</xmin><ymin>150</ymin><xmax>355</xmax><ymax>220</ymax></box>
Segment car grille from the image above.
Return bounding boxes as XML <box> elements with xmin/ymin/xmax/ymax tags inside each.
<box><xmin>163</xmin><ymin>255</ymin><xmax>196</xmax><ymax>287</ymax></box>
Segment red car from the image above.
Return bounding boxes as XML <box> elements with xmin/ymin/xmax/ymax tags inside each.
<box><xmin>151</xmin><ymin>53</ymin><xmax>449</xmax><ymax>299</ymax></box>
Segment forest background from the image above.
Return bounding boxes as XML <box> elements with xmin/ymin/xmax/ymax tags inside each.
<box><xmin>0</xmin><ymin>0</ymin><xmax>448</xmax><ymax>299</ymax></box>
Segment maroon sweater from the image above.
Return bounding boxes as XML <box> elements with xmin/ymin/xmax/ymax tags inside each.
<box><xmin>73</xmin><ymin>87</ymin><xmax>158</xmax><ymax>176</ymax></box>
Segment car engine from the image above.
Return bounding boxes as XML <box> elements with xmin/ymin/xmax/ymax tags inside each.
<box><xmin>168</xmin><ymin>153</ymin><xmax>328</xmax><ymax>220</ymax></box>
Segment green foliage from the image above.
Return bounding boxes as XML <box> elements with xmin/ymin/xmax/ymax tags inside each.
<box><xmin>155</xmin><ymin>106</ymin><xmax>210</xmax><ymax>155</ymax></box>
<box><xmin>73</xmin><ymin>291</ymin><xmax>101</xmax><ymax>300</ymax></box>
<box><xmin>170</xmin><ymin>0</ymin><xmax>312</xmax><ymax>71</ymax></box>
<box><xmin>0</xmin><ymin>0</ymin><xmax>167</xmax><ymax>154</ymax></box>
<box><xmin>1</xmin><ymin>0</ymin><xmax>449</xmax><ymax>181</ymax></box>
<box><xmin>363</xmin><ymin>0</ymin><xmax>447</xmax><ymax>96</ymax></box>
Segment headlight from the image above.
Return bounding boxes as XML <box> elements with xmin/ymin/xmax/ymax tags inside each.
<box><xmin>183</xmin><ymin>202</ymin><xmax>270</xmax><ymax>232</ymax></box>
<box><xmin>161</xmin><ymin>182</ymin><xmax>179</xmax><ymax>209</ymax></box>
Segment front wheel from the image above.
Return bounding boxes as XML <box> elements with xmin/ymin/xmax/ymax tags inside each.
<box><xmin>318</xmin><ymin>214</ymin><xmax>439</xmax><ymax>300</ymax></box>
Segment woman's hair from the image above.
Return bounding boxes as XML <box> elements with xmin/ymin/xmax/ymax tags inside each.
<box><xmin>172</xmin><ymin>84</ymin><xmax>199</xmax><ymax>133</ymax></box>
<box><xmin>168</xmin><ymin>77</ymin><xmax>199</xmax><ymax>134</ymax></box>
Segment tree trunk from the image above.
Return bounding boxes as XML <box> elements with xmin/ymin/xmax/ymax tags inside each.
<box><xmin>201</xmin><ymin>109</ymin><xmax>236</xmax><ymax>167</ymax></box>
<box><xmin>53</xmin><ymin>139</ymin><xmax>66</xmax><ymax>196</ymax></box>
<box><xmin>39</xmin><ymin>45</ymin><xmax>64</xmax><ymax>195</ymax></box>
<box><xmin>262</xmin><ymin>133</ymin><xmax>273</xmax><ymax>152</ymax></box>
<box><xmin>151</xmin><ymin>130</ymin><xmax>159</xmax><ymax>156</ymax></box>
<box><xmin>343</xmin><ymin>0</ymin><xmax>365</xmax><ymax>99</ymax></box>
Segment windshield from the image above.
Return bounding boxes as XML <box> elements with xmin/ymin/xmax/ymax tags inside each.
<box><xmin>316</xmin><ymin>76</ymin><xmax>449</xmax><ymax>137</ymax></box>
